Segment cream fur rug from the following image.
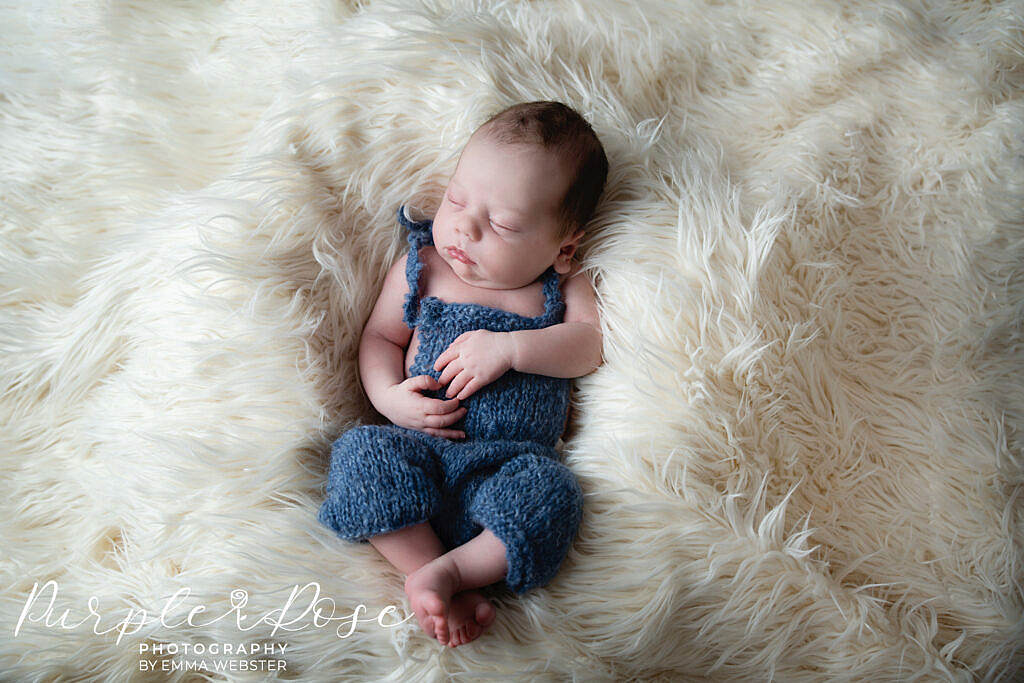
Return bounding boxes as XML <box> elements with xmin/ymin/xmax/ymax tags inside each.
<box><xmin>2</xmin><ymin>0</ymin><xmax>1022</xmax><ymax>680</ymax></box>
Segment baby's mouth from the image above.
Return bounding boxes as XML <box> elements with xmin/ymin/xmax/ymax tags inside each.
<box><xmin>447</xmin><ymin>247</ymin><xmax>474</xmax><ymax>265</ymax></box>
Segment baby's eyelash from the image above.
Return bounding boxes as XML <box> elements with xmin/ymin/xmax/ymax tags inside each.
<box><xmin>444</xmin><ymin>194</ymin><xmax>512</xmax><ymax>231</ymax></box>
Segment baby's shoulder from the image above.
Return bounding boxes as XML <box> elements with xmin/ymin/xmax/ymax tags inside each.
<box><xmin>560</xmin><ymin>262</ymin><xmax>600</xmax><ymax>326</ymax></box>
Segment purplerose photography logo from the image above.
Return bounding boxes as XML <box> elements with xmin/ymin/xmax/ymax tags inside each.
<box><xmin>14</xmin><ymin>579</ymin><xmax>413</xmax><ymax>674</ymax></box>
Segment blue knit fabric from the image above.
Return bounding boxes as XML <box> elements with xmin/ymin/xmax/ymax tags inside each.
<box><xmin>318</xmin><ymin>206</ymin><xmax>583</xmax><ymax>595</ymax></box>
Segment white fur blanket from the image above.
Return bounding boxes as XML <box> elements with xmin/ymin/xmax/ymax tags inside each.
<box><xmin>2</xmin><ymin>0</ymin><xmax>1022</xmax><ymax>679</ymax></box>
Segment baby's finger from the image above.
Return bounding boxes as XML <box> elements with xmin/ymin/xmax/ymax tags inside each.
<box><xmin>423</xmin><ymin>406</ymin><xmax>467</xmax><ymax>428</ymax></box>
<box><xmin>440</xmin><ymin>406</ymin><xmax>468</xmax><ymax>425</ymax></box>
<box><xmin>422</xmin><ymin>396</ymin><xmax>462</xmax><ymax>415</ymax></box>
<box><xmin>407</xmin><ymin>375</ymin><xmax>441</xmax><ymax>392</ymax></box>
<box><xmin>438</xmin><ymin>359</ymin><xmax>462</xmax><ymax>387</ymax></box>
<box><xmin>433</xmin><ymin>347</ymin><xmax>454</xmax><ymax>372</ymax></box>
<box><xmin>444</xmin><ymin>372</ymin><xmax>472</xmax><ymax>400</ymax></box>
<box><xmin>454</xmin><ymin>378</ymin><xmax>483</xmax><ymax>402</ymax></box>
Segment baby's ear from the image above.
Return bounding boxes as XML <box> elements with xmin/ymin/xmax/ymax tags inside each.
<box><xmin>554</xmin><ymin>230</ymin><xmax>584</xmax><ymax>274</ymax></box>
<box><xmin>559</xmin><ymin>228</ymin><xmax>585</xmax><ymax>250</ymax></box>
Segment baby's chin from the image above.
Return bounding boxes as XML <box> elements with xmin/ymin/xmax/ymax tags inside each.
<box><xmin>452</xmin><ymin>268</ymin><xmax>525</xmax><ymax>292</ymax></box>
<box><xmin>442</xmin><ymin>252</ymin><xmax>548</xmax><ymax>290</ymax></box>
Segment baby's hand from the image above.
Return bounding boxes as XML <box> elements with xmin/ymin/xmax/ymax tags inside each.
<box><xmin>382</xmin><ymin>376</ymin><xmax>467</xmax><ymax>440</ymax></box>
<box><xmin>434</xmin><ymin>330</ymin><xmax>514</xmax><ymax>401</ymax></box>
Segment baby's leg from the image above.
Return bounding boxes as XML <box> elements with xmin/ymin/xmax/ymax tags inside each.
<box><xmin>369</xmin><ymin>522</ymin><xmax>447</xmax><ymax>641</ymax></box>
<box><xmin>467</xmin><ymin>451</ymin><xmax>583</xmax><ymax>595</ymax></box>
<box><xmin>320</xmin><ymin>425</ymin><xmax>495</xmax><ymax>644</ymax></box>
<box><xmin>371</xmin><ymin>522</ymin><xmax>499</xmax><ymax>646</ymax></box>
<box><xmin>400</xmin><ymin>527</ymin><xmax>506</xmax><ymax>646</ymax></box>
<box><xmin>368</xmin><ymin>521</ymin><xmax>446</xmax><ymax>575</ymax></box>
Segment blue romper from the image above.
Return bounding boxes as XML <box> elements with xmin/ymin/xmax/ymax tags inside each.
<box><xmin>317</xmin><ymin>206</ymin><xmax>584</xmax><ymax>595</ymax></box>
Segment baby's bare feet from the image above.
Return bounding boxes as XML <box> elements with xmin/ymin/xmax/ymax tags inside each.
<box><xmin>445</xmin><ymin>590</ymin><xmax>496</xmax><ymax>647</ymax></box>
<box><xmin>404</xmin><ymin>556</ymin><xmax>461</xmax><ymax>645</ymax></box>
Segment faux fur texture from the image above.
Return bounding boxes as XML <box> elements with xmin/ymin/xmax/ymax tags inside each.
<box><xmin>2</xmin><ymin>0</ymin><xmax>1022</xmax><ymax>680</ymax></box>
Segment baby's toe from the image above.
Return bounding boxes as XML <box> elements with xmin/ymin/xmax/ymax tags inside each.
<box><xmin>463</xmin><ymin>624</ymin><xmax>474</xmax><ymax>644</ymax></box>
<box><xmin>475</xmin><ymin>600</ymin><xmax>495</xmax><ymax>627</ymax></box>
<box><xmin>433</xmin><ymin>614</ymin><xmax>450</xmax><ymax>645</ymax></box>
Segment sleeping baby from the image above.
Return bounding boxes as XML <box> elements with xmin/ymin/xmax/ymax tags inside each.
<box><xmin>318</xmin><ymin>101</ymin><xmax>608</xmax><ymax>647</ymax></box>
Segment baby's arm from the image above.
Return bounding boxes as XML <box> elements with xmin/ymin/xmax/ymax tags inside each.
<box><xmin>359</xmin><ymin>253</ymin><xmax>467</xmax><ymax>438</ymax></box>
<box><xmin>358</xmin><ymin>255</ymin><xmax>412</xmax><ymax>408</ymax></box>
<box><xmin>507</xmin><ymin>267</ymin><xmax>603</xmax><ymax>378</ymax></box>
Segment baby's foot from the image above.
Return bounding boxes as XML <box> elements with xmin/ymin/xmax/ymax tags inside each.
<box><xmin>445</xmin><ymin>589</ymin><xmax>496</xmax><ymax>647</ymax></box>
<box><xmin>404</xmin><ymin>556</ymin><xmax>461</xmax><ymax>645</ymax></box>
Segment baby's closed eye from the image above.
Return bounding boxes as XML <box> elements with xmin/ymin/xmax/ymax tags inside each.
<box><xmin>490</xmin><ymin>219</ymin><xmax>516</xmax><ymax>232</ymax></box>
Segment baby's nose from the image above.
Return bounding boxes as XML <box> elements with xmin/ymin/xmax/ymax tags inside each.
<box><xmin>456</xmin><ymin>218</ymin><xmax>481</xmax><ymax>240</ymax></box>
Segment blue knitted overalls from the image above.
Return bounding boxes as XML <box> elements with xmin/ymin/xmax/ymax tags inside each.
<box><xmin>317</xmin><ymin>206</ymin><xmax>583</xmax><ymax>595</ymax></box>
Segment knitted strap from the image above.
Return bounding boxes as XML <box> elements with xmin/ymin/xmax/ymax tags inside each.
<box><xmin>539</xmin><ymin>266</ymin><xmax>562</xmax><ymax>320</ymax></box>
<box><xmin>398</xmin><ymin>205</ymin><xmax>433</xmax><ymax>329</ymax></box>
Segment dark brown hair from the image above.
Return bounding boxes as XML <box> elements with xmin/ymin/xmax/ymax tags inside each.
<box><xmin>479</xmin><ymin>101</ymin><xmax>608</xmax><ymax>241</ymax></box>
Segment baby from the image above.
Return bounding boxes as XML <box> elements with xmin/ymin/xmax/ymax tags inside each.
<box><xmin>318</xmin><ymin>101</ymin><xmax>608</xmax><ymax>647</ymax></box>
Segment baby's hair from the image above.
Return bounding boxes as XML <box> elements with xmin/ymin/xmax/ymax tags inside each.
<box><xmin>478</xmin><ymin>101</ymin><xmax>608</xmax><ymax>241</ymax></box>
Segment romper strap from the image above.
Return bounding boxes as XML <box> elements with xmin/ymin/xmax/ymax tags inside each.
<box><xmin>398</xmin><ymin>205</ymin><xmax>434</xmax><ymax>329</ymax></box>
<box><xmin>539</xmin><ymin>266</ymin><xmax>566</xmax><ymax>323</ymax></box>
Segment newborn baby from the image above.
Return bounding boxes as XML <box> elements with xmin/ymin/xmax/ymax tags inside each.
<box><xmin>318</xmin><ymin>101</ymin><xmax>608</xmax><ymax>647</ymax></box>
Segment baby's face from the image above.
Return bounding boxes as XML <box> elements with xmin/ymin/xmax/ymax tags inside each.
<box><xmin>432</xmin><ymin>132</ymin><xmax>578</xmax><ymax>290</ymax></box>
